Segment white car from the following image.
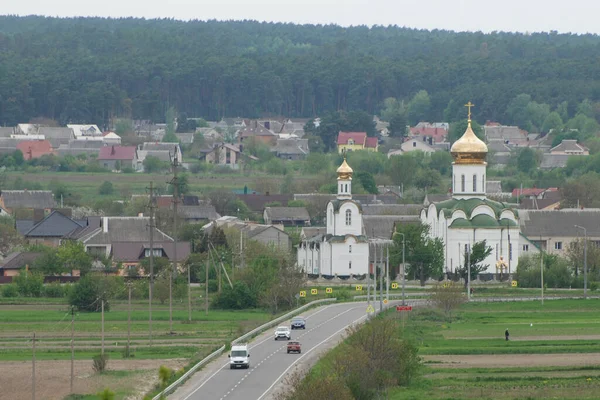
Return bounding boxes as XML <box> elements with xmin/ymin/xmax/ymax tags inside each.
<box><xmin>229</xmin><ymin>344</ymin><xmax>250</xmax><ymax>369</ymax></box>
<box><xmin>274</xmin><ymin>326</ymin><xmax>291</xmax><ymax>340</ymax></box>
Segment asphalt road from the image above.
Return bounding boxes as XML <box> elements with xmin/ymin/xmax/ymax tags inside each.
<box><xmin>170</xmin><ymin>301</ymin><xmax>387</xmax><ymax>400</ymax></box>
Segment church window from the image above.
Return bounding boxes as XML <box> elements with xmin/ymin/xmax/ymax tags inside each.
<box><xmin>522</xmin><ymin>244</ymin><xmax>529</xmax><ymax>252</ymax></box>
<box><xmin>509</xmin><ymin>243</ymin><xmax>513</xmax><ymax>260</ymax></box>
<box><xmin>329</xmin><ymin>209</ymin><xmax>333</xmax><ymax>223</ymax></box>
<box><xmin>345</xmin><ymin>209</ymin><xmax>352</xmax><ymax>225</ymax></box>
<box><xmin>349</xmin><ymin>261</ymin><xmax>352</xmax><ymax>269</ymax></box>
<box><xmin>349</xmin><ymin>245</ymin><xmax>352</xmax><ymax>253</ymax></box>
<box><xmin>483</xmin><ymin>174</ymin><xmax>485</xmax><ymax>191</ymax></box>
<box><xmin>473</xmin><ymin>174</ymin><xmax>477</xmax><ymax>192</ymax></box>
<box><xmin>461</xmin><ymin>175</ymin><xmax>465</xmax><ymax>192</ymax></box>
<box><xmin>495</xmin><ymin>244</ymin><xmax>498</xmax><ymax>259</ymax></box>
<box><xmin>345</xmin><ymin>184</ymin><xmax>348</xmax><ymax>192</ymax></box>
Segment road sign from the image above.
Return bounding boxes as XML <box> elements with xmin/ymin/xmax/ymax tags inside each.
<box><xmin>355</xmin><ymin>285</ymin><xmax>363</xmax><ymax>291</ymax></box>
<box><xmin>311</xmin><ymin>288</ymin><xmax>318</xmax><ymax>295</ymax></box>
<box><xmin>383</xmin><ymin>299</ymin><xmax>388</xmax><ymax>304</ymax></box>
<box><xmin>326</xmin><ymin>287</ymin><xmax>333</xmax><ymax>294</ymax></box>
<box><xmin>391</xmin><ymin>282</ymin><xmax>399</xmax><ymax>289</ymax></box>
<box><xmin>366</xmin><ymin>305</ymin><xmax>375</xmax><ymax>314</ymax></box>
<box><xmin>396</xmin><ymin>305</ymin><xmax>412</xmax><ymax>312</ymax></box>
<box><xmin>299</xmin><ymin>291</ymin><xmax>306</xmax><ymax>297</ymax></box>
<box><xmin>511</xmin><ymin>280</ymin><xmax>518</xmax><ymax>287</ymax></box>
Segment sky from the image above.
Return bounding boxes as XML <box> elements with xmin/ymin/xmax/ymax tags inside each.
<box><xmin>4</xmin><ymin>0</ymin><xmax>600</xmax><ymax>35</ymax></box>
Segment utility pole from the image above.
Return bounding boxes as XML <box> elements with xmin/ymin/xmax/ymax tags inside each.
<box><xmin>32</xmin><ymin>333</ymin><xmax>37</xmax><ymax>400</ymax></box>
<box><xmin>127</xmin><ymin>282</ymin><xmax>132</xmax><ymax>354</ymax></box>
<box><xmin>169</xmin><ymin>149</ymin><xmax>179</xmax><ymax>330</ymax></box>
<box><xmin>147</xmin><ymin>182</ymin><xmax>156</xmax><ymax>346</ymax></box>
<box><xmin>379</xmin><ymin>244</ymin><xmax>383</xmax><ymax>312</ymax></box>
<box><xmin>575</xmin><ymin>225</ymin><xmax>588</xmax><ymax>299</ymax></box>
<box><xmin>397</xmin><ymin>233</ymin><xmax>406</xmax><ymax>306</ymax></box>
<box><xmin>367</xmin><ymin>244</ymin><xmax>371</xmax><ymax>306</ymax></box>
<box><xmin>386</xmin><ymin>244</ymin><xmax>390</xmax><ymax>305</ymax></box>
<box><xmin>467</xmin><ymin>244</ymin><xmax>471</xmax><ymax>301</ymax></box>
<box><xmin>70</xmin><ymin>307</ymin><xmax>75</xmax><ymax>393</ymax></box>
<box><xmin>205</xmin><ymin>255</ymin><xmax>209</xmax><ymax>315</ymax></box>
<box><xmin>541</xmin><ymin>247</ymin><xmax>544</xmax><ymax>306</ymax></box>
<box><xmin>101</xmin><ymin>299</ymin><xmax>105</xmax><ymax>355</ymax></box>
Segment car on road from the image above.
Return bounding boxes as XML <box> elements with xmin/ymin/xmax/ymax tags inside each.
<box><xmin>291</xmin><ymin>316</ymin><xmax>306</xmax><ymax>330</ymax></box>
<box><xmin>274</xmin><ymin>326</ymin><xmax>291</xmax><ymax>340</ymax></box>
<box><xmin>287</xmin><ymin>341</ymin><xmax>301</xmax><ymax>354</ymax></box>
<box><xmin>228</xmin><ymin>344</ymin><xmax>250</xmax><ymax>369</ymax></box>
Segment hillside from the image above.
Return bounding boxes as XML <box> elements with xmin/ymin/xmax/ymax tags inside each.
<box><xmin>1</xmin><ymin>16</ymin><xmax>600</xmax><ymax>126</ymax></box>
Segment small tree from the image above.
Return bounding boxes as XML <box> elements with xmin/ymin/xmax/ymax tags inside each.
<box><xmin>158</xmin><ymin>365</ymin><xmax>173</xmax><ymax>387</ymax></box>
<box><xmin>92</xmin><ymin>354</ymin><xmax>109</xmax><ymax>373</ymax></box>
<box><xmin>456</xmin><ymin>240</ymin><xmax>492</xmax><ymax>286</ymax></box>
<box><xmin>430</xmin><ymin>281</ymin><xmax>466</xmax><ymax>319</ymax></box>
<box><xmin>98</xmin><ymin>181</ymin><xmax>114</xmax><ymax>195</ymax></box>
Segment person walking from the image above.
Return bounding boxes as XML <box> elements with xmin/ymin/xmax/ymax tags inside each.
<box><xmin>505</xmin><ymin>329</ymin><xmax>510</xmax><ymax>341</ymax></box>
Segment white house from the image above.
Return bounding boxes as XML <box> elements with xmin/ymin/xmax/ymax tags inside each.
<box><xmin>420</xmin><ymin>116</ymin><xmax>520</xmax><ymax>276</ymax></box>
<box><xmin>297</xmin><ymin>158</ymin><xmax>369</xmax><ymax>276</ymax></box>
<box><xmin>68</xmin><ymin>124</ymin><xmax>103</xmax><ymax>139</ymax></box>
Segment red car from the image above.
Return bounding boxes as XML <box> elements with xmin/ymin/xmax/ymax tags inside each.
<box><xmin>287</xmin><ymin>341</ymin><xmax>301</xmax><ymax>354</ymax></box>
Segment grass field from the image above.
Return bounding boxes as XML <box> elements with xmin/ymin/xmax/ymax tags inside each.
<box><xmin>389</xmin><ymin>298</ymin><xmax>600</xmax><ymax>399</ymax></box>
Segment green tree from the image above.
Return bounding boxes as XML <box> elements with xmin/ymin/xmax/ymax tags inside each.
<box><xmin>58</xmin><ymin>240</ymin><xmax>93</xmax><ymax>276</ymax></box>
<box><xmin>429</xmin><ymin>151</ymin><xmax>453</xmax><ymax>176</ymax></box>
<box><xmin>32</xmin><ymin>249</ymin><xmax>64</xmax><ymax>275</ymax></box>
<box><xmin>542</xmin><ymin>111</ymin><xmax>564</xmax><ymax>133</ymax></box>
<box><xmin>69</xmin><ymin>274</ymin><xmax>110</xmax><ymax>312</ymax></box>
<box><xmin>355</xmin><ymin>171</ymin><xmax>378</xmax><ymax>194</ymax></box>
<box><xmin>143</xmin><ymin>155</ymin><xmax>168</xmax><ymax>173</ymax></box>
<box><xmin>162</xmin><ymin>131</ymin><xmax>180</xmax><ymax>143</ymax></box>
<box><xmin>505</xmin><ymin>93</ymin><xmax>532</xmax><ymax>128</ymax></box>
<box><xmin>389</xmin><ymin>112</ymin><xmax>408</xmax><ymax>138</ymax></box>
<box><xmin>456</xmin><ymin>240</ymin><xmax>492</xmax><ymax>286</ymax></box>
<box><xmin>0</xmin><ymin>223</ymin><xmax>23</xmax><ymax>258</ymax></box>
<box><xmin>165</xmin><ymin>106</ymin><xmax>176</xmax><ymax>135</ymax></box>
<box><xmin>407</xmin><ymin>90</ymin><xmax>431</xmax><ymax>126</ymax></box>
<box><xmin>12</xmin><ymin>149</ymin><xmax>24</xmax><ymax>166</ymax></box>
<box><xmin>98</xmin><ymin>181</ymin><xmax>114</xmax><ymax>195</ymax></box>
<box><xmin>391</xmin><ymin>222</ymin><xmax>444</xmax><ymax>286</ymax></box>
<box><xmin>517</xmin><ymin>148</ymin><xmax>537</xmax><ymax>173</ymax></box>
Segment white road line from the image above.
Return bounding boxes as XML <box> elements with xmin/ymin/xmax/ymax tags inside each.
<box><xmin>181</xmin><ymin>303</ymin><xmax>351</xmax><ymax>400</ymax></box>
<box><xmin>256</xmin><ymin>313</ymin><xmax>368</xmax><ymax>400</ymax></box>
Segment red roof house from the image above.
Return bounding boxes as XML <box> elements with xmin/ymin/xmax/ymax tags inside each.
<box><xmin>337</xmin><ymin>132</ymin><xmax>378</xmax><ymax>152</ymax></box>
<box><xmin>16</xmin><ymin>140</ymin><xmax>54</xmax><ymax>160</ymax></box>
<box><xmin>409</xmin><ymin>127</ymin><xmax>448</xmax><ymax>143</ymax></box>
<box><xmin>97</xmin><ymin>145</ymin><xmax>138</xmax><ymax>170</ymax></box>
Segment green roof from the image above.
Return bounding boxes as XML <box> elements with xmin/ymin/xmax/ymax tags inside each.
<box><xmin>433</xmin><ymin>197</ymin><xmax>518</xmax><ymax>219</ymax></box>
<box><xmin>329</xmin><ymin>234</ymin><xmax>368</xmax><ymax>243</ymax></box>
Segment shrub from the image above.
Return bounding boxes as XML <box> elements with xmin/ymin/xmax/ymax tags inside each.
<box><xmin>44</xmin><ymin>282</ymin><xmax>65</xmax><ymax>298</ymax></box>
<box><xmin>98</xmin><ymin>181</ymin><xmax>114</xmax><ymax>195</ymax></box>
<box><xmin>92</xmin><ymin>354</ymin><xmax>109</xmax><ymax>373</ymax></box>
<box><xmin>213</xmin><ymin>281</ymin><xmax>257</xmax><ymax>309</ymax></box>
<box><xmin>2</xmin><ymin>284</ymin><xmax>19</xmax><ymax>298</ymax></box>
<box><xmin>96</xmin><ymin>388</ymin><xmax>115</xmax><ymax>400</ymax></box>
<box><xmin>69</xmin><ymin>275</ymin><xmax>110</xmax><ymax>312</ymax></box>
<box><xmin>14</xmin><ymin>271</ymin><xmax>44</xmax><ymax>297</ymax></box>
<box><xmin>158</xmin><ymin>365</ymin><xmax>173</xmax><ymax>387</ymax></box>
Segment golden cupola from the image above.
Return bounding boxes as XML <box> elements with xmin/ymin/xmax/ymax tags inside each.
<box><xmin>450</xmin><ymin>102</ymin><xmax>488</xmax><ymax>164</ymax></box>
<box><xmin>336</xmin><ymin>157</ymin><xmax>353</xmax><ymax>180</ymax></box>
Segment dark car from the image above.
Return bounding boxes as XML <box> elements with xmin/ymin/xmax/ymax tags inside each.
<box><xmin>291</xmin><ymin>316</ymin><xmax>306</xmax><ymax>330</ymax></box>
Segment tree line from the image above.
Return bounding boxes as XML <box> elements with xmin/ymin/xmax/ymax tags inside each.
<box><xmin>2</xmin><ymin>16</ymin><xmax>600</xmax><ymax>127</ymax></box>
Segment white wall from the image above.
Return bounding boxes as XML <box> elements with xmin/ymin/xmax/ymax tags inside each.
<box><xmin>452</xmin><ymin>163</ymin><xmax>487</xmax><ymax>198</ymax></box>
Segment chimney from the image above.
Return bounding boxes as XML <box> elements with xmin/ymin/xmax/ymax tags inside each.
<box><xmin>138</xmin><ymin>212</ymin><xmax>144</xmax><ymax>217</ymax></box>
<box><xmin>111</xmin><ymin>145</ymin><xmax>115</xmax><ymax>155</ymax></box>
<box><xmin>264</xmin><ymin>121</ymin><xmax>270</xmax><ymax>130</ymax></box>
<box><xmin>102</xmin><ymin>217</ymin><xmax>109</xmax><ymax>233</ymax></box>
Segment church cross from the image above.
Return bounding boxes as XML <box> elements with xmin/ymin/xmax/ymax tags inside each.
<box><xmin>464</xmin><ymin>101</ymin><xmax>475</xmax><ymax>121</ymax></box>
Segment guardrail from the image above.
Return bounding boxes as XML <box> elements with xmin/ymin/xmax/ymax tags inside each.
<box><xmin>157</xmin><ymin>298</ymin><xmax>337</xmax><ymax>399</ymax></box>
<box><xmin>153</xmin><ymin>344</ymin><xmax>226</xmax><ymax>400</ymax></box>
<box><xmin>233</xmin><ymin>298</ymin><xmax>336</xmax><ymax>345</ymax></box>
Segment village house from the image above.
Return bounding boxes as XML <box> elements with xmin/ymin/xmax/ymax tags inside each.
<box><xmin>204</xmin><ymin>216</ymin><xmax>292</xmax><ymax>251</ymax></box>
<box><xmin>273</xmin><ymin>138</ymin><xmax>309</xmax><ymax>160</ymax></box>
<box><xmin>37</xmin><ymin>127</ymin><xmax>75</xmax><ymax>148</ymax></box>
<box><xmin>238</xmin><ymin>122</ymin><xmax>277</xmax><ymax>145</ymax></box>
<box><xmin>16</xmin><ymin>140</ymin><xmax>54</xmax><ymax>160</ymax></box>
<box><xmin>337</xmin><ymin>132</ymin><xmax>378</xmax><ymax>153</ymax></box>
<box><xmin>67</xmin><ymin>124</ymin><xmax>103</xmax><ymax>139</ymax></box>
<box><xmin>97</xmin><ymin>145</ymin><xmax>138</xmax><ymax>170</ymax></box>
<box><xmin>0</xmin><ymin>252</ymin><xmax>43</xmax><ymax>277</ymax></box>
<box><xmin>204</xmin><ymin>143</ymin><xmax>257</xmax><ymax>169</ymax></box>
<box><xmin>263</xmin><ymin>206</ymin><xmax>311</xmax><ymax>226</ymax></box>
<box><xmin>0</xmin><ymin>190</ymin><xmax>56</xmax><ymax>214</ymax></box>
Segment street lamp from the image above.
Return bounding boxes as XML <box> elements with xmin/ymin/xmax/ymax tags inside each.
<box><xmin>574</xmin><ymin>225</ymin><xmax>588</xmax><ymax>299</ymax></box>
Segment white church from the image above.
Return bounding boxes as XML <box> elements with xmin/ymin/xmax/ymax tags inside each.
<box><xmin>297</xmin><ymin>158</ymin><xmax>370</xmax><ymax>276</ymax></box>
<box><xmin>420</xmin><ymin>107</ymin><xmax>520</xmax><ymax>275</ymax></box>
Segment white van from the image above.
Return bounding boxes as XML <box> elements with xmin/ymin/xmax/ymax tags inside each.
<box><xmin>229</xmin><ymin>344</ymin><xmax>250</xmax><ymax>369</ymax></box>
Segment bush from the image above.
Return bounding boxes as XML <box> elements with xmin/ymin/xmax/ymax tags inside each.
<box><xmin>213</xmin><ymin>281</ymin><xmax>257</xmax><ymax>309</ymax></box>
<box><xmin>2</xmin><ymin>284</ymin><xmax>19</xmax><ymax>298</ymax></box>
<box><xmin>98</xmin><ymin>181</ymin><xmax>114</xmax><ymax>195</ymax></box>
<box><xmin>96</xmin><ymin>388</ymin><xmax>115</xmax><ymax>400</ymax></box>
<box><xmin>208</xmin><ymin>279</ymin><xmax>219</xmax><ymax>293</ymax></box>
<box><xmin>92</xmin><ymin>354</ymin><xmax>109</xmax><ymax>373</ymax></box>
<box><xmin>158</xmin><ymin>365</ymin><xmax>174</xmax><ymax>387</ymax></box>
<box><xmin>69</xmin><ymin>275</ymin><xmax>110</xmax><ymax>312</ymax></box>
<box><xmin>43</xmin><ymin>282</ymin><xmax>65</xmax><ymax>298</ymax></box>
<box><xmin>14</xmin><ymin>271</ymin><xmax>44</xmax><ymax>297</ymax></box>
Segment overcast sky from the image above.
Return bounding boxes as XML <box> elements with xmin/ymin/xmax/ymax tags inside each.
<box><xmin>5</xmin><ymin>0</ymin><xmax>600</xmax><ymax>35</ymax></box>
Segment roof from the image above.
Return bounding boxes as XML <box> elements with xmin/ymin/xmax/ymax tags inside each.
<box><xmin>362</xmin><ymin>204</ymin><xmax>422</xmax><ymax>215</ymax></box>
<box><xmin>274</xmin><ymin>139</ymin><xmax>309</xmax><ymax>155</ymax></box>
<box><xmin>81</xmin><ymin>217</ymin><xmax>173</xmax><ymax>244</ymax></box>
<box><xmin>301</xmin><ymin>227</ymin><xmax>327</xmax><ymax>240</ymax></box>
<box><xmin>487</xmin><ymin>141</ymin><xmax>512</xmax><ymax>153</ymax></box>
<box><xmin>512</xmin><ymin>188</ymin><xmax>556</xmax><ymax>198</ymax></box>
<box><xmin>408</xmin><ymin>127</ymin><xmax>448</xmax><ymax>143</ymax></box>
<box><xmin>484</xmin><ymin>126</ymin><xmax>525</xmax><ymax>141</ymax></box>
<box><xmin>337</xmin><ymin>132</ymin><xmax>366</xmax><ymax>145</ymax></box>
<box><xmin>519</xmin><ymin>198</ymin><xmax>561</xmax><ymax>210</ymax></box>
<box><xmin>431</xmin><ymin>197</ymin><xmax>517</xmax><ymax>219</ymax></box>
<box><xmin>67</xmin><ymin>124</ymin><xmax>102</xmax><ymax>137</ymax></box>
<box><xmin>486</xmin><ymin>181</ymin><xmax>503</xmax><ymax>194</ymax></box>
<box><xmin>37</xmin><ymin>127</ymin><xmax>74</xmax><ymax>139</ymax></box>
<box><xmin>178</xmin><ymin>205</ymin><xmax>221</xmax><ymax>220</ymax></box>
<box><xmin>139</xmin><ymin>149</ymin><xmax>172</xmax><ymax>163</ymax></box>
<box><xmin>15</xmin><ymin>220</ymin><xmax>35</xmax><ymax>235</ymax></box>
<box><xmin>236</xmin><ymin>194</ymin><xmax>293</xmax><ymax>212</ymax></box>
<box><xmin>98</xmin><ymin>145</ymin><xmax>137</xmax><ymax>161</ymax></box>
<box><xmin>363</xmin><ymin>215</ymin><xmax>420</xmax><ymax>239</ymax></box>
<box><xmin>0</xmin><ymin>127</ymin><xmax>14</xmax><ymax>137</ymax></box>
<box><xmin>238</xmin><ymin>125</ymin><xmax>277</xmax><ymax>138</ymax></box>
<box><xmin>520</xmin><ymin>209</ymin><xmax>600</xmax><ymax>237</ymax></box>
<box><xmin>0</xmin><ymin>252</ymin><xmax>43</xmax><ymax>270</ymax></box>
<box><xmin>365</xmin><ymin>137</ymin><xmax>378</xmax><ymax>149</ymax></box>
<box><xmin>550</xmin><ymin>140</ymin><xmax>589</xmax><ymax>154</ymax></box>
<box><xmin>423</xmin><ymin>193</ymin><xmax>452</xmax><ymax>205</ymax></box>
<box><xmin>141</xmin><ymin>142</ymin><xmax>180</xmax><ymax>152</ymax></box>
<box><xmin>24</xmin><ymin>210</ymin><xmax>84</xmax><ymax>237</ymax></box>
<box><xmin>264</xmin><ymin>207</ymin><xmax>310</xmax><ymax>221</ymax></box>
<box><xmin>111</xmin><ymin>242</ymin><xmax>191</xmax><ymax>263</ymax></box>
<box><xmin>67</xmin><ymin>140</ymin><xmax>105</xmax><ymax>149</ymax></box>
<box><xmin>540</xmin><ymin>154</ymin><xmax>570</xmax><ymax>169</ymax></box>
<box><xmin>16</xmin><ymin>140</ymin><xmax>54</xmax><ymax>159</ymax></box>
<box><xmin>103</xmin><ymin>132</ymin><xmax>121</xmax><ymax>140</ymax></box>
<box><xmin>0</xmin><ymin>190</ymin><xmax>56</xmax><ymax>209</ymax></box>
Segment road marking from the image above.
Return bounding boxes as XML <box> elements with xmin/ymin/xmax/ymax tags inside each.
<box><xmin>256</xmin><ymin>313</ymin><xmax>368</xmax><ymax>400</ymax></box>
<box><xmin>181</xmin><ymin>303</ymin><xmax>346</xmax><ymax>400</ymax></box>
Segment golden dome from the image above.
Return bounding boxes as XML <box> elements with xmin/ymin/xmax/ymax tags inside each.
<box><xmin>337</xmin><ymin>157</ymin><xmax>353</xmax><ymax>180</ymax></box>
<box><xmin>450</xmin><ymin>121</ymin><xmax>488</xmax><ymax>164</ymax></box>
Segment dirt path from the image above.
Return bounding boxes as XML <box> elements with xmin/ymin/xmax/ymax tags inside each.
<box><xmin>449</xmin><ymin>335</ymin><xmax>600</xmax><ymax>341</ymax></box>
<box><xmin>423</xmin><ymin>353</ymin><xmax>600</xmax><ymax>368</ymax></box>
<box><xmin>0</xmin><ymin>358</ymin><xmax>187</xmax><ymax>400</ymax></box>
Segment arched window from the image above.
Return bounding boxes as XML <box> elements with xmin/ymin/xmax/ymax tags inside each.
<box><xmin>461</xmin><ymin>174</ymin><xmax>465</xmax><ymax>192</ymax></box>
<box><xmin>349</xmin><ymin>245</ymin><xmax>352</xmax><ymax>253</ymax></box>
<box><xmin>329</xmin><ymin>209</ymin><xmax>333</xmax><ymax>223</ymax></box>
<box><xmin>349</xmin><ymin>261</ymin><xmax>352</xmax><ymax>269</ymax></box>
<box><xmin>473</xmin><ymin>174</ymin><xmax>477</xmax><ymax>192</ymax></box>
<box><xmin>345</xmin><ymin>209</ymin><xmax>352</xmax><ymax>226</ymax></box>
<box><xmin>483</xmin><ymin>174</ymin><xmax>485</xmax><ymax>192</ymax></box>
